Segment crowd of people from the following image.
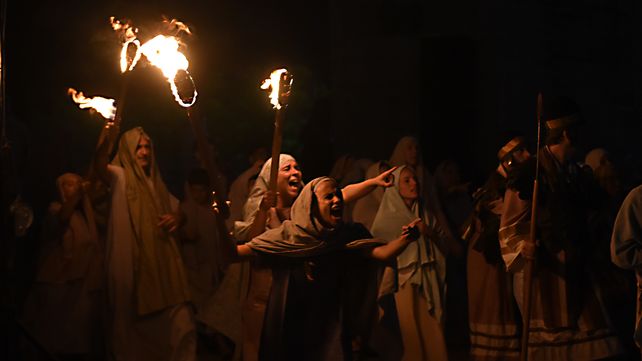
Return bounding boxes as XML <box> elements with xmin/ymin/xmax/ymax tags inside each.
<box><xmin>12</xmin><ymin>95</ymin><xmax>642</xmax><ymax>361</ymax></box>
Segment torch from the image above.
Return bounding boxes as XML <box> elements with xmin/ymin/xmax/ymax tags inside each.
<box><xmin>67</xmin><ymin>87</ymin><xmax>116</xmax><ymax>251</ymax></box>
<box><xmin>68</xmin><ymin>88</ymin><xmax>117</xmax><ymax>122</ymax></box>
<box><xmin>520</xmin><ymin>93</ymin><xmax>542</xmax><ymax>361</ymax></box>
<box><xmin>132</xmin><ymin>20</ymin><xmax>232</xmax><ymax>219</ymax></box>
<box><xmin>261</xmin><ymin>68</ymin><xmax>293</xmax><ymax>207</ymax></box>
<box><xmin>109</xmin><ymin>17</ymin><xmax>141</xmax><ymax>129</ymax></box>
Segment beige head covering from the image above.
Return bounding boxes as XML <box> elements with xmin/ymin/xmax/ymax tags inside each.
<box><xmin>233</xmin><ymin>154</ymin><xmax>300</xmax><ymax>241</ymax></box>
<box><xmin>112</xmin><ymin>127</ymin><xmax>190</xmax><ymax>315</ymax></box>
<box><xmin>247</xmin><ymin>177</ymin><xmax>380</xmax><ymax>257</ymax></box>
<box><xmin>55</xmin><ymin>173</ymin><xmax>99</xmax><ymax>247</ymax></box>
<box><xmin>389</xmin><ymin>136</ymin><xmax>420</xmax><ymax>168</ymax></box>
<box><xmin>370</xmin><ymin>166</ymin><xmax>446</xmax><ymax>321</ymax></box>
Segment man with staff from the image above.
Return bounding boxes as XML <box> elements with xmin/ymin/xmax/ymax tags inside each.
<box><xmin>499</xmin><ymin>96</ymin><xmax>622</xmax><ymax>360</ymax></box>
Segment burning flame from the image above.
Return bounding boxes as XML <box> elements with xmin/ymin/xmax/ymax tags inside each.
<box><xmin>109</xmin><ymin>17</ymin><xmax>197</xmax><ymax>107</ymax></box>
<box><xmin>68</xmin><ymin>88</ymin><xmax>116</xmax><ymax>120</ymax></box>
<box><xmin>110</xmin><ymin>17</ymin><xmax>141</xmax><ymax>73</ymax></box>
<box><xmin>139</xmin><ymin>35</ymin><xmax>197</xmax><ymax>107</ymax></box>
<box><xmin>261</xmin><ymin>68</ymin><xmax>291</xmax><ymax>110</ymax></box>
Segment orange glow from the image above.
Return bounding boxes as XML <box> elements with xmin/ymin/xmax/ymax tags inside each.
<box><xmin>68</xmin><ymin>88</ymin><xmax>116</xmax><ymax>120</ymax></box>
<box><xmin>260</xmin><ymin>68</ymin><xmax>292</xmax><ymax>110</ymax></box>
<box><xmin>110</xmin><ymin>17</ymin><xmax>141</xmax><ymax>73</ymax></box>
<box><xmin>139</xmin><ymin>35</ymin><xmax>197</xmax><ymax>107</ymax></box>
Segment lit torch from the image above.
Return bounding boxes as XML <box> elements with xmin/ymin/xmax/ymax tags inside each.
<box><xmin>139</xmin><ymin>34</ymin><xmax>197</xmax><ymax>108</ymax></box>
<box><xmin>110</xmin><ymin>17</ymin><xmax>141</xmax><ymax>73</ymax></box>
<box><xmin>109</xmin><ymin>16</ymin><xmax>141</xmax><ymax>128</ymax></box>
<box><xmin>261</xmin><ymin>68</ymin><xmax>293</xmax><ymax>204</ymax></box>
<box><xmin>68</xmin><ymin>88</ymin><xmax>116</xmax><ymax>121</ymax></box>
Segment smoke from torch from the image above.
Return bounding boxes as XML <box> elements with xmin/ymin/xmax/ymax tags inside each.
<box><xmin>68</xmin><ymin>88</ymin><xmax>116</xmax><ymax>120</ymax></box>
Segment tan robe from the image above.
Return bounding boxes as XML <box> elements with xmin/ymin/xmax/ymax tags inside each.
<box><xmin>106</xmin><ymin>165</ymin><xmax>195</xmax><ymax>361</ymax></box>
<box><xmin>23</xmin><ymin>203</ymin><xmax>102</xmax><ymax>355</ymax></box>
<box><xmin>499</xmin><ymin>149</ymin><xmax>623</xmax><ymax>360</ymax></box>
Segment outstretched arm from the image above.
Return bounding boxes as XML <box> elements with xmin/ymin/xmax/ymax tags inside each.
<box><xmin>367</xmin><ymin>219</ymin><xmax>421</xmax><ymax>261</ymax></box>
<box><xmin>343</xmin><ymin>166</ymin><xmax>396</xmax><ymax>203</ymax></box>
<box><xmin>233</xmin><ymin>244</ymin><xmax>257</xmax><ymax>261</ymax></box>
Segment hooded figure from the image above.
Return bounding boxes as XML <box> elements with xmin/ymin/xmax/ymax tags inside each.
<box><xmin>105</xmin><ymin>127</ymin><xmax>195</xmax><ymax>361</ymax></box>
<box><xmin>23</xmin><ymin>173</ymin><xmax>103</xmax><ymax>357</ymax></box>
<box><xmin>244</xmin><ymin>177</ymin><xmax>386</xmax><ymax>361</ymax></box>
<box><xmin>371</xmin><ymin>165</ymin><xmax>448</xmax><ymax>361</ymax></box>
<box><xmin>234</xmin><ymin>154</ymin><xmax>301</xmax><ymax>241</ymax></box>
<box><xmin>232</xmin><ymin>154</ymin><xmax>301</xmax><ymax>361</ymax></box>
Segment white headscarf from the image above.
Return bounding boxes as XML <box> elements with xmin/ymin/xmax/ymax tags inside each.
<box><xmin>233</xmin><ymin>154</ymin><xmax>301</xmax><ymax>241</ymax></box>
<box><xmin>246</xmin><ymin>177</ymin><xmax>381</xmax><ymax>257</ymax></box>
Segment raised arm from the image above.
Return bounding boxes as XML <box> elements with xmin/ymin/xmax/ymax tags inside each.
<box><xmin>94</xmin><ymin>123</ymin><xmax>120</xmax><ymax>185</ymax></box>
<box><xmin>342</xmin><ymin>166</ymin><xmax>396</xmax><ymax>203</ymax></box>
<box><xmin>244</xmin><ymin>190</ymin><xmax>279</xmax><ymax>241</ymax></box>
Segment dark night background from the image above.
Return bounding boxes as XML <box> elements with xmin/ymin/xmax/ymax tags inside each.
<box><xmin>5</xmin><ymin>0</ymin><xmax>642</xmax><ymax>205</ymax></box>
<box><xmin>2</xmin><ymin>0</ymin><xmax>642</xmax><ymax>357</ymax></box>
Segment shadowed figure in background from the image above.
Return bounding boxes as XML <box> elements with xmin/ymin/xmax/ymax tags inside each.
<box><xmin>611</xmin><ymin>184</ymin><xmax>642</xmax><ymax>359</ymax></box>
<box><xmin>352</xmin><ymin>161</ymin><xmax>392</xmax><ymax>230</ymax></box>
<box><xmin>235</xmin><ymin>176</ymin><xmax>421</xmax><ymax>361</ymax></box>
<box><xmin>95</xmin><ymin>125</ymin><xmax>196</xmax><ymax>361</ymax></box>
<box><xmin>179</xmin><ymin>168</ymin><xmax>238</xmax><ymax>359</ymax></box>
<box><xmin>463</xmin><ymin>135</ymin><xmax>530</xmax><ymax>360</ymax></box>
<box><xmin>499</xmin><ymin>96</ymin><xmax>623</xmax><ymax>360</ymax></box>
<box><xmin>227</xmin><ymin>147</ymin><xmax>269</xmax><ymax>229</ymax></box>
<box><xmin>22</xmin><ymin>173</ymin><xmax>104</xmax><ymax>361</ymax></box>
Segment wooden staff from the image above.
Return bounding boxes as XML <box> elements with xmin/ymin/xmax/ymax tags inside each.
<box><xmin>520</xmin><ymin>93</ymin><xmax>542</xmax><ymax>361</ymax></box>
<box><xmin>268</xmin><ymin>108</ymin><xmax>285</xmax><ymax>207</ymax></box>
<box><xmin>186</xmin><ymin>105</ymin><xmax>230</xmax><ymax>219</ymax></box>
<box><xmin>266</xmin><ymin>70</ymin><xmax>292</xmax><ymax>207</ymax></box>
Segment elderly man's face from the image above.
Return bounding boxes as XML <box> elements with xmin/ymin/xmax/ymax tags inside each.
<box><xmin>136</xmin><ymin>136</ymin><xmax>152</xmax><ymax>171</ymax></box>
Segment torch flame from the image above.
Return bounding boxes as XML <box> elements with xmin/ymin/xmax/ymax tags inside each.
<box><xmin>261</xmin><ymin>68</ymin><xmax>291</xmax><ymax>110</ymax></box>
<box><xmin>139</xmin><ymin>35</ymin><xmax>197</xmax><ymax>107</ymax></box>
<box><xmin>68</xmin><ymin>88</ymin><xmax>116</xmax><ymax>120</ymax></box>
<box><xmin>110</xmin><ymin>17</ymin><xmax>141</xmax><ymax>73</ymax></box>
<box><xmin>109</xmin><ymin>16</ymin><xmax>197</xmax><ymax>107</ymax></box>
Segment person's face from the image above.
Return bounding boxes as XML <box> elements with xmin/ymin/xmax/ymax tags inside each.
<box><xmin>313</xmin><ymin>180</ymin><xmax>344</xmax><ymax>228</ymax></box>
<box><xmin>189</xmin><ymin>184</ymin><xmax>210</xmax><ymax>206</ymax></box>
<box><xmin>398</xmin><ymin>168</ymin><xmax>419</xmax><ymax>202</ymax></box>
<box><xmin>136</xmin><ymin>136</ymin><xmax>152</xmax><ymax>170</ymax></box>
<box><xmin>277</xmin><ymin>160</ymin><xmax>303</xmax><ymax>203</ymax></box>
<box><xmin>404</xmin><ymin>141</ymin><xmax>419</xmax><ymax>167</ymax></box>
<box><xmin>511</xmin><ymin>148</ymin><xmax>531</xmax><ymax>164</ymax></box>
<box><xmin>61</xmin><ymin>177</ymin><xmax>81</xmax><ymax>201</ymax></box>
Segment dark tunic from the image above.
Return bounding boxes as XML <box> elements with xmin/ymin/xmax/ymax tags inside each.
<box><xmin>254</xmin><ymin>223</ymin><xmax>380</xmax><ymax>361</ymax></box>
